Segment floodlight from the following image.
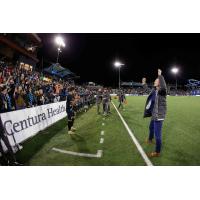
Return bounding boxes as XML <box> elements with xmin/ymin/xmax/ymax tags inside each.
<box><xmin>114</xmin><ymin>61</ymin><xmax>124</xmax><ymax>68</ymax></box>
<box><xmin>171</xmin><ymin>67</ymin><xmax>179</xmax><ymax>74</ymax></box>
<box><xmin>55</xmin><ymin>36</ymin><xmax>65</xmax><ymax>47</ymax></box>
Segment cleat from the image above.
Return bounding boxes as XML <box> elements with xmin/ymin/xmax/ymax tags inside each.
<box><xmin>71</xmin><ymin>127</ymin><xmax>77</xmax><ymax>131</ymax></box>
<box><xmin>68</xmin><ymin>130</ymin><xmax>75</xmax><ymax>135</ymax></box>
<box><xmin>145</xmin><ymin>139</ymin><xmax>155</xmax><ymax>144</ymax></box>
<box><xmin>148</xmin><ymin>152</ymin><xmax>160</xmax><ymax>157</ymax></box>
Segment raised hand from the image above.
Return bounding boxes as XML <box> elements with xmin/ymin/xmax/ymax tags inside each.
<box><xmin>158</xmin><ymin>69</ymin><xmax>162</xmax><ymax>76</ymax></box>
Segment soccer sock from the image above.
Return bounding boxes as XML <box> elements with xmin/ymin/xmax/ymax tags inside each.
<box><xmin>68</xmin><ymin>120</ymin><xmax>72</xmax><ymax>131</ymax></box>
<box><xmin>71</xmin><ymin>118</ymin><xmax>74</xmax><ymax>128</ymax></box>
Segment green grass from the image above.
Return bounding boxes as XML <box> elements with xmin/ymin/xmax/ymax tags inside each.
<box><xmin>16</xmin><ymin>96</ymin><xmax>200</xmax><ymax>166</ymax></box>
<box><xmin>115</xmin><ymin>96</ymin><xmax>200</xmax><ymax>166</ymax></box>
<box><xmin>16</xmin><ymin>104</ymin><xmax>145</xmax><ymax>166</ymax></box>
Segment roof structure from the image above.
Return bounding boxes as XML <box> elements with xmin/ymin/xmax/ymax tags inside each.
<box><xmin>44</xmin><ymin>63</ymin><xmax>77</xmax><ymax>79</ymax></box>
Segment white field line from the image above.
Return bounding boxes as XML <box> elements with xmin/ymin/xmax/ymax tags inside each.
<box><xmin>52</xmin><ymin>148</ymin><xmax>103</xmax><ymax>158</ymax></box>
<box><xmin>100</xmin><ymin>138</ymin><xmax>104</xmax><ymax>144</ymax></box>
<box><xmin>112</xmin><ymin>102</ymin><xmax>153</xmax><ymax>166</ymax></box>
<box><xmin>101</xmin><ymin>130</ymin><xmax>104</xmax><ymax>135</ymax></box>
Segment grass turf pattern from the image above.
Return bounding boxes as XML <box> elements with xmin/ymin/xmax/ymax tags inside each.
<box><xmin>116</xmin><ymin>96</ymin><xmax>200</xmax><ymax>165</ymax></box>
<box><xmin>16</xmin><ymin>102</ymin><xmax>145</xmax><ymax>165</ymax></box>
<box><xmin>16</xmin><ymin>96</ymin><xmax>200</xmax><ymax>165</ymax></box>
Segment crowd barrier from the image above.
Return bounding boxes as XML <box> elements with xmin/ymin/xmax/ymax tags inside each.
<box><xmin>0</xmin><ymin>101</ymin><xmax>67</xmax><ymax>151</ymax></box>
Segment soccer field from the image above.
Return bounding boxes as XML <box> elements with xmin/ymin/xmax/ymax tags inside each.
<box><xmin>16</xmin><ymin>96</ymin><xmax>200</xmax><ymax>166</ymax></box>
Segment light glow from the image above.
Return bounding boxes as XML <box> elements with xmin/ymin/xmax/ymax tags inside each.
<box><xmin>55</xmin><ymin>36</ymin><xmax>65</xmax><ymax>47</ymax></box>
<box><xmin>114</xmin><ymin>61</ymin><xmax>124</xmax><ymax>68</ymax></box>
<box><xmin>171</xmin><ymin>67</ymin><xmax>179</xmax><ymax>74</ymax></box>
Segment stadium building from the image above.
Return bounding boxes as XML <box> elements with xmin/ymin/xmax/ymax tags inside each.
<box><xmin>43</xmin><ymin>63</ymin><xmax>78</xmax><ymax>80</ymax></box>
<box><xmin>0</xmin><ymin>33</ymin><xmax>42</xmax><ymax>71</ymax></box>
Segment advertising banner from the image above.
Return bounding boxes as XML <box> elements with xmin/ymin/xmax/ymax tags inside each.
<box><xmin>0</xmin><ymin>101</ymin><xmax>67</xmax><ymax>147</ymax></box>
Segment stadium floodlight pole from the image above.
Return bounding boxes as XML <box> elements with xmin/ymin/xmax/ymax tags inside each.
<box><xmin>171</xmin><ymin>67</ymin><xmax>179</xmax><ymax>94</ymax></box>
<box><xmin>55</xmin><ymin>36</ymin><xmax>65</xmax><ymax>63</ymax></box>
<box><xmin>56</xmin><ymin>48</ymin><xmax>61</xmax><ymax>63</ymax></box>
<box><xmin>114</xmin><ymin>61</ymin><xmax>125</xmax><ymax>90</ymax></box>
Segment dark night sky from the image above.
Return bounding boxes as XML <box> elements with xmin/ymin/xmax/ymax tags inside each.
<box><xmin>38</xmin><ymin>34</ymin><xmax>200</xmax><ymax>87</ymax></box>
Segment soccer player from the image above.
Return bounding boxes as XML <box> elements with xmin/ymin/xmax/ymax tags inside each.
<box><xmin>107</xmin><ymin>90</ymin><xmax>111</xmax><ymax>114</ymax></box>
<box><xmin>96</xmin><ymin>88</ymin><xmax>102</xmax><ymax>114</ymax></box>
<box><xmin>102</xmin><ymin>89</ymin><xmax>109</xmax><ymax>115</ymax></box>
<box><xmin>144</xmin><ymin>69</ymin><xmax>167</xmax><ymax>157</ymax></box>
<box><xmin>118</xmin><ymin>90</ymin><xmax>126</xmax><ymax>109</ymax></box>
<box><xmin>66</xmin><ymin>86</ymin><xmax>76</xmax><ymax>135</ymax></box>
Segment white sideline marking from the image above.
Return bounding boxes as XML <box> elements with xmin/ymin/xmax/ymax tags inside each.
<box><xmin>102</xmin><ymin>123</ymin><xmax>105</xmax><ymax>126</ymax></box>
<box><xmin>52</xmin><ymin>148</ymin><xmax>103</xmax><ymax>158</ymax></box>
<box><xmin>100</xmin><ymin>138</ymin><xmax>104</xmax><ymax>144</ymax></box>
<box><xmin>112</xmin><ymin>102</ymin><xmax>153</xmax><ymax>166</ymax></box>
<box><xmin>101</xmin><ymin>131</ymin><xmax>104</xmax><ymax>135</ymax></box>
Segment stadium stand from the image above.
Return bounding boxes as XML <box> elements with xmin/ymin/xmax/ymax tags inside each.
<box><xmin>0</xmin><ymin>62</ymin><xmax>96</xmax><ymax>114</ymax></box>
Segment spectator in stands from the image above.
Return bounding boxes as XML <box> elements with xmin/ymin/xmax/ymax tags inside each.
<box><xmin>60</xmin><ymin>86</ymin><xmax>67</xmax><ymax>101</ymax></box>
<box><xmin>7</xmin><ymin>77</ymin><xmax>16</xmax><ymax>110</ymax></box>
<box><xmin>26</xmin><ymin>87</ymin><xmax>35</xmax><ymax>107</ymax></box>
<box><xmin>14</xmin><ymin>86</ymin><xmax>26</xmax><ymax>110</ymax></box>
<box><xmin>0</xmin><ymin>71</ymin><xmax>3</xmax><ymax>84</ymax></box>
<box><xmin>5</xmin><ymin>88</ymin><xmax>12</xmax><ymax>112</ymax></box>
<box><xmin>53</xmin><ymin>94</ymin><xmax>60</xmax><ymax>103</ymax></box>
<box><xmin>0</xmin><ymin>86</ymin><xmax>8</xmax><ymax>113</ymax></box>
<box><xmin>36</xmin><ymin>89</ymin><xmax>45</xmax><ymax>105</ymax></box>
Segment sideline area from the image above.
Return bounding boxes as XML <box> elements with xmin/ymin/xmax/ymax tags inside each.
<box><xmin>112</xmin><ymin>101</ymin><xmax>153</xmax><ymax>166</ymax></box>
<box><xmin>16</xmin><ymin>104</ymin><xmax>145</xmax><ymax>166</ymax></box>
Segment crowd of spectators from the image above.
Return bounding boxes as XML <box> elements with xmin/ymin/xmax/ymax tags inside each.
<box><xmin>112</xmin><ymin>87</ymin><xmax>192</xmax><ymax>96</ymax></box>
<box><xmin>112</xmin><ymin>88</ymin><xmax>151</xmax><ymax>95</ymax></box>
<box><xmin>168</xmin><ymin>89</ymin><xmax>191</xmax><ymax>96</ymax></box>
<box><xmin>0</xmin><ymin>64</ymin><xmax>96</xmax><ymax>114</ymax></box>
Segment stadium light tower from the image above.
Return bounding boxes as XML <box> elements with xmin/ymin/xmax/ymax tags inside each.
<box><xmin>55</xmin><ymin>36</ymin><xmax>65</xmax><ymax>63</ymax></box>
<box><xmin>171</xmin><ymin>67</ymin><xmax>179</xmax><ymax>93</ymax></box>
<box><xmin>114</xmin><ymin>61</ymin><xmax>125</xmax><ymax>90</ymax></box>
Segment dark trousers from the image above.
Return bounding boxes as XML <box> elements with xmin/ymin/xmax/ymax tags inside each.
<box><xmin>67</xmin><ymin>118</ymin><xmax>74</xmax><ymax>131</ymax></box>
<box><xmin>149</xmin><ymin>120</ymin><xmax>163</xmax><ymax>153</ymax></box>
<box><xmin>103</xmin><ymin>102</ymin><xmax>108</xmax><ymax>114</ymax></box>
<box><xmin>118</xmin><ymin>101</ymin><xmax>124</xmax><ymax>109</ymax></box>
<box><xmin>67</xmin><ymin>109</ymin><xmax>75</xmax><ymax>131</ymax></box>
<box><xmin>97</xmin><ymin>103</ymin><xmax>101</xmax><ymax>114</ymax></box>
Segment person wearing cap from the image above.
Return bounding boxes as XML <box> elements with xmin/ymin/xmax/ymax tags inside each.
<box><xmin>144</xmin><ymin>69</ymin><xmax>167</xmax><ymax>157</ymax></box>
